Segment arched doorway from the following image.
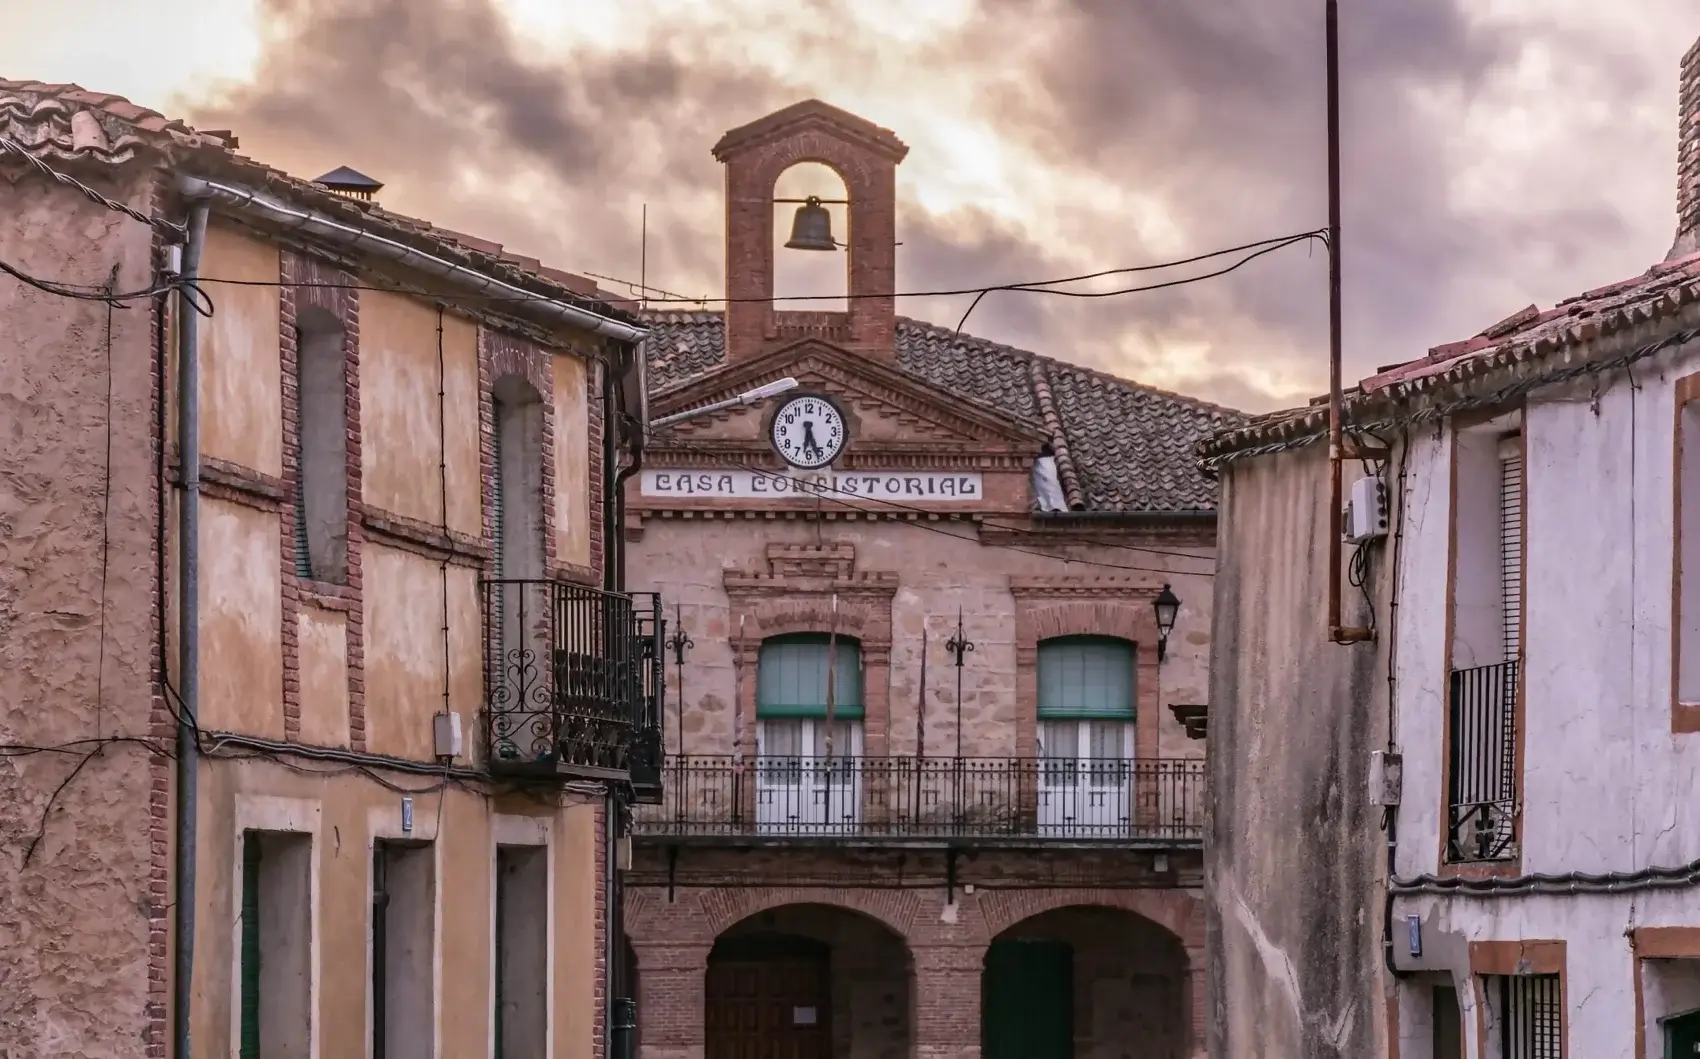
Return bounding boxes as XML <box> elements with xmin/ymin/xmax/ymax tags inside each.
<box><xmin>982</xmin><ymin>906</ymin><xmax>1190</xmax><ymax>1059</ymax></box>
<box><xmin>705</xmin><ymin>903</ymin><xmax>912</xmax><ymax>1059</ymax></box>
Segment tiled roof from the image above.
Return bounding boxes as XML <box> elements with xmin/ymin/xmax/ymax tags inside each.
<box><xmin>0</xmin><ymin>79</ymin><xmax>640</xmax><ymax>328</ymax></box>
<box><xmin>1201</xmin><ymin>250</ymin><xmax>1700</xmax><ymax>464</ymax></box>
<box><xmin>640</xmin><ymin>311</ymin><xmax>1247</xmax><ymax>513</ymax></box>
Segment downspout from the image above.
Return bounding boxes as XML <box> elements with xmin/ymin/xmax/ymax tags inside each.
<box><xmin>605</xmin><ymin>343</ymin><xmax>642</xmax><ymax>1059</ymax></box>
<box><xmin>173</xmin><ymin>202</ymin><xmax>210</xmax><ymax>1059</ymax></box>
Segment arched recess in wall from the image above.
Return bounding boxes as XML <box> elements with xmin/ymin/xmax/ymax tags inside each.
<box><xmin>490</xmin><ymin>374</ymin><xmax>545</xmax><ymax>581</ymax></box>
<box><xmin>772</xmin><ymin>162</ymin><xmax>849</xmax><ymax>313</ymax></box>
<box><xmin>294</xmin><ymin>305</ymin><xmax>348</xmax><ymax>583</ymax></box>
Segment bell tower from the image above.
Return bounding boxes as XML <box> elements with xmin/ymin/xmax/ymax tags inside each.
<box><xmin>713</xmin><ymin>100</ymin><xmax>909</xmax><ymax>363</ymax></box>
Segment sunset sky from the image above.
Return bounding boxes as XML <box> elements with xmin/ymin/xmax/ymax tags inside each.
<box><xmin>8</xmin><ymin>0</ymin><xmax>1698</xmax><ymax>411</ymax></box>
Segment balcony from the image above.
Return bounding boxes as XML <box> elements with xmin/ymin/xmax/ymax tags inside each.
<box><xmin>632</xmin><ymin>756</ymin><xmax>1205</xmax><ymax>847</ymax></box>
<box><xmin>1445</xmin><ymin>660</ymin><xmax>1519</xmax><ymax>863</ymax></box>
<box><xmin>481</xmin><ymin>579</ymin><xmax>664</xmax><ymax>792</ymax></box>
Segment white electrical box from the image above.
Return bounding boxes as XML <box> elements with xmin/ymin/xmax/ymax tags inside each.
<box><xmin>433</xmin><ymin>711</ymin><xmax>463</xmax><ymax>759</ymax></box>
<box><xmin>1370</xmin><ymin>749</ymin><xmax>1403</xmax><ymax>807</ymax></box>
<box><xmin>1342</xmin><ymin>474</ymin><xmax>1389</xmax><ymax>544</ymax></box>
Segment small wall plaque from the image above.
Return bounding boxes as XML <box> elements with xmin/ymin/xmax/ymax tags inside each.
<box><xmin>792</xmin><ymin>1006</ymin><xmax>817</xmax><ymax>1026</ymax></box>
<box><xmin>401</xmin><ymin>796</ymin><xmax>414</xmax><ymax>833</ymax></box>
<box><xmin>1406</xmin><ymin>915</ymin><xmax>1422</xmax><ymax>957</ymax></box>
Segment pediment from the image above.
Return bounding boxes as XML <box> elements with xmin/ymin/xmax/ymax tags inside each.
<box><xmin>646</xmin><ymin>340</ymin><xmax>1050</xmax><ymax>452</ymax></box>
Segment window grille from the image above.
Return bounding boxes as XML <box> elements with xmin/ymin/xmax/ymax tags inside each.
<box><xmin>1498</xmin><ymin>973</ymin><xmax>1562</xmax><ymax>1059</ymax></box>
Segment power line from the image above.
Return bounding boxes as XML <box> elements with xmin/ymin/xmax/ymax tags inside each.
<box><xmin>0</xmin><ymin>136</ymin><xmax>185</xmax><ymax>238</ymax></box>
<box><xmin>639</xmin><ymin>431</ymin><xmax>1213</xmax><ymax>577</ymax></box>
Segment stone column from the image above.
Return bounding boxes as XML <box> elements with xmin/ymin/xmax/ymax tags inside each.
<box><xmin>632</xmin><ymin>941</ymin><xmax>710</xmax><ymax>1059</ymax></box>
<box><xmin>911</xmin><ymin>944</ymin><xmax>984</xmax><ymax>1059</ymax></box>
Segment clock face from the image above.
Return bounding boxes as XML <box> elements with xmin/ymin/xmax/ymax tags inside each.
<box><xmin>770</xmin><ymin>395</ymin><xmax>847</xmax><ymax>469</ymax></box>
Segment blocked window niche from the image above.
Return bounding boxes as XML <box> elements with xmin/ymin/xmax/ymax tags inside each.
<box><xmin>490</xmin><ymin>375</ymin><xmax>545</xmax><ymax>582</ymax></box>
<box><xmin>495</xmin><ymin>844</ymin><xmax>549</xmax><ymax>1059</ymax></box>
<box><xmin>237</xmin><ymin>830</ymin><xmax>314</xmax><ymax>1059</ymax></box>
<box><xmin>1396</xmin><ymin>974</ymin><xmax>1464</xmax><ymax>1059</ymax></box>
<box><xmin>371</xmin><ymin>841</ymin><xmax>435</xmax><ymax>1059</ymax></box>
<box><xmin>293</xmin><ymin>306</ymin><xmax>348</xmax><ymax>582</ymax></box>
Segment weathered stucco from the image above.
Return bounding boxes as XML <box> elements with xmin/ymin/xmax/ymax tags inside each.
<box><xmin>189</xmin><ymin>759</ymin><xmax>605</xmax><ymax>1058</ymax></box>
<box><xmin>1389</xmin><ymin>344</ymin><xmax>1700</xmax><ymax>1057</ymax></box>
<box><xmin>361</xmin><ymin>544</ymin><xmax>482</xmax><ymax>760</ymax></box>
<box><xmin>628</xmin><ymin>519</ymin><xmax>1212</xmax><ymax>762</ymax></box>
<box><xmin>553</xmin><ymin>353</ymin><xmax>592</xmax><ymax>568</ymax></box>
<box><xmin>0</xmin><ymin>171</ymin><xmax>161</xmax><ymax>1053</ymax></box>
<box><xmin>1206</xmin><ymin>443</ymin><xmax>1389</xmax><ymax>1059</ymax></box>
<box><xmin>199</xmin><ymin>223</ymin><xmax>283</xmax><ymax>477</ymax></box>
<box><xmin>296</xmin><ymin>606</ymin><xmax>350</xmax><ymax>748</ymax></box>
<box><xmin>198</xmin><ymin>495</ymin><xmax>284</xmax><ymax>739</ymax></box>
<box><xmin>360</xmin><ymin>289</ymin><xmax>481</xmax><ymax>527</ymax></box>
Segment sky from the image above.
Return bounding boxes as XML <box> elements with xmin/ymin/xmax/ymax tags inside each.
<box><xmin>7</xmin><ymin>0</ymin><xmax>1698</xmax><ymax>412</ymax></box>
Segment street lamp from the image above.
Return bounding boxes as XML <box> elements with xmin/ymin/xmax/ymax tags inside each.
<box><xmin>1153</xmin><ymin>584</ymin><xmax>1181</xmax><ymax>663</ymax></box>
<box><xmin>647</xmin><ymin>377</ymin><xmax>800</xmax><ymax>431</ymax></box>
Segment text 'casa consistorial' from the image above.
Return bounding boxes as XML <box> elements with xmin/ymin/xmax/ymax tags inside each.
<box><xmin>640</xmin><ymin>469</ymin><xmax>984</xmax><ymax>501</ymax></box>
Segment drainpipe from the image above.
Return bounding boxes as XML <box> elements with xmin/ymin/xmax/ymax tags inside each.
<box><xmin>173</xmin><ymin>202</ymin><xmax>210</xmax><ymax>1059</ymax></box>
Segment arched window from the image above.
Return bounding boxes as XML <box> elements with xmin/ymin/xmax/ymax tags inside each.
<box><xmin>293</xmin><ymin>307</ymin><xmax>347</xmax><ymax>582</ymax></box>
<box><xmin>491</xmin><ymin>375</ymin><xmax>545</xmax><ymax>580</ymax></box>
<box><xmin>756</xmin><ymin>633</ymin><xmax>864</xmax><ymax>758</ymax></box>
<box><xmin>1036</xmin><ymin>636</ymin><xmax>1135</xmax><ymax>761</ymax></box>
<box><xmin>771</xmin><ymin>163</ymin><xmax>849</xmax><ymax>313</ymax></box>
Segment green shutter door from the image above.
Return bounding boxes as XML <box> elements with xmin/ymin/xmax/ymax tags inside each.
<box><xmin>494</xmin><ymin>859</ymin><xmax>507</xmax><ymax>1059</ymax></box>
<box><xmin>1665</xmin><ymin>1008</ymin><xmax>1700</xmax><ymax>1058</ymax></box>
<box><xmin>756</xmin><ymin>635</ymin><xmax>864</xmax><ymax>719</ymax></box>
<box><xmin>240</xmin><ymin>832</ymin><xmax>262</xmax><ymax>1059</ymax></box>
<box><xmin>491</xmin><ymin>422</ymin><xmax>504</xmax><ymax>578</ymax></box>
<box><xmin>292</xmin><ymin>340</ymin><xmax>313</xmax><ymax>579</ymax></box>
<box><xmin>1037</xmin><ymin>638</ymin><xmax>1135</xmax><ymax>720</ymax></box>
<box><xmin>982</xmin><ymin>939</ymin><xmax>1072</xmax><ymax>1059</ymax></box>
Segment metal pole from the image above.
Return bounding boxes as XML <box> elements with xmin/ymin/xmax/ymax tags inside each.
<box><xmin>823</xmin><ymin>594</ymin><xmax>839</xmax><ymax>824</ymax></box>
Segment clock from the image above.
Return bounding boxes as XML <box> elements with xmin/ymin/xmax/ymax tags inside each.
<box><xmin>770</xmin><ymin>394</ymin><xmax>847</xmax><ymax>469</ymax></box>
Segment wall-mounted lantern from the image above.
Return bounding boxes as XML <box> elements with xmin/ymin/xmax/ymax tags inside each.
<box><xmin>1154</xmin><ymin>584</ymin><xmax>1181</xmax><ymax>663</ymax></box>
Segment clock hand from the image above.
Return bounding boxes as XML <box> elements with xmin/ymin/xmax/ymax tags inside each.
<box><xmin>802</xmin><ymin>421</ymin><xmax>820</xmax><ymax>458</ymax></box>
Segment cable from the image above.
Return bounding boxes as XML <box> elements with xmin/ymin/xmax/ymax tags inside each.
<box><xmin>96</xmin><ymin>267</ymin><xmax>117</xmax><ymax>739</ymax></box>
<box><xmin>639</xmin><ymin>431</ymin><xmax>1211</xmax><ymax>577</ymax></box>
<box><xmin>0</xmin><ymin>257</ymin><xmax>215</xmax><ymax>316</ymax></box>
<box><xmin>0</xmin><ymin>136</ymin><xmax>186</xmax><ymax>238</ymax></box>
<box><xmin>649</xmin><ymin>427</ymin><xmax>1219</xmax><ymax>571</ymax></box>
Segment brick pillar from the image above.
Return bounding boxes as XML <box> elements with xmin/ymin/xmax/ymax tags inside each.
<box><xmin>912</xmin><ymin>944</ymin><xmax>984</xmax><ymax>1059</ymax></box>
<box><xmin>633</xmin><ymin>941</ymin><xmax>710</xmax><ymax>1059</ymax></box>
<box><xmin>1186</xmin><ymin>945</ymin><xmax>1207</xmax><ymax>1058</ymax></box>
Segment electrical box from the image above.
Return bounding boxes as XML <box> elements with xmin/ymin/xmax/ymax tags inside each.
<box><xmin>433</xmin><ymin>711</ymin><xmax>463</xmax><ymax>759</ymax></box>
<box><xmin>1342</xmin><ymin>474</ymin><xmax>1389</xmax><ymax>544</ymax></box>
<box><xmin>1370</xmin><ymin>749</ymin><xmax>1403</xmax><ymax>807</ymax></box>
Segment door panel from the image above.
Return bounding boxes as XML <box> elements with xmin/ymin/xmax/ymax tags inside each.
<box><xmin>707</xmin><ymin>956</ymin><xmax>830</xmax><ymax>1059</ymax></box>
<box><xmin>984</xmin><ymin>939</ymin><xmax>1073</xmax><ymax>1059</ymax></box>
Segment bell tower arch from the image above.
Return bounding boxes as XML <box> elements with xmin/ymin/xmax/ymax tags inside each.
<box><xmin>712</xmin><ymin>99</ymin><xmax>909</xmax><ymax>363</ymax></box>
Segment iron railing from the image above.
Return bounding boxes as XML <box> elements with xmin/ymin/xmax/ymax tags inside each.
<box><xmin>481</xmin><ymin>579</ymin><xmax>664</xmax><ymax>786</ymax></box>
<box><xmin>1446</xmin><ymin>660</ymin><xmax>1519</xmax><ymax>863</ymax></box>
<box><xmin>632</xmin><ymin>756</ymin><xmax>1205</xmax><ymax>843</ymax></box>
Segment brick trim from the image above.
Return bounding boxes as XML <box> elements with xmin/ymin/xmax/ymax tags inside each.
<box><xmin>357</xmin><ymin>502</ymin><xmax>489</xmax><ymax>566</ymax></box>
<box><xmin>1632</xmin><ymin>927</ymin><xmax>1700</xmax><ymax>1057</ymax></box>
<box><xmin>1010</xmin><ymin>591</ymin><xmax>1163</xmax><ymax>761</ymax></box>
<box><xmin>478</xmin><ymin>328</ymin><xmax>558</xmax><ymax>576</ymax></box>
<box><xmin>279</xmin><ymin>251</ymin><xmax>365</xmax><ymax>750</ymax></box>
<box><xmin>975</xmin><ymin>887</ymin><xmax>1201</xmax><ymax>947</ymax></box>
<box><xmin>1468</xmin><ymin>939</ymin><xmax>1567</xmax><ymax>1059</ymax></box>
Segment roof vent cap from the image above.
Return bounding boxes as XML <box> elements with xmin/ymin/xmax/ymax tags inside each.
<box><xmin>313</xmin><ymin>165</ymin><xmax>384</xmax><ymax>203</ymax></box>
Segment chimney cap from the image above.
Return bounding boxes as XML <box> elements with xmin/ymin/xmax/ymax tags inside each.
<box><xmin>313</xmin><ymin>166</ymin><xmax>385</xmax><ymax>200</ymax></box>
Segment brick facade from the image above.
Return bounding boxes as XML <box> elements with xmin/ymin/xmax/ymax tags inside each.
<box><xmin>1678</xmin><ymin>38</ymin><xmax>1700</xmax><ymax>256</ymax></box>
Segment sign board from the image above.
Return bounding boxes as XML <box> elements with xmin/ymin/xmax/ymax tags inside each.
<box><xmin>640</xmin><ymin>469</ymin><xmax>984</xmax><ymax>503</ymax></box>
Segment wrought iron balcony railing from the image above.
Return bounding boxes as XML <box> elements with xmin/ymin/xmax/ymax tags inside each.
<box><xmin>1446</xmin><ymin>660</ymin><xmax>1519</xmax><ymax>863</ymax></box>
<box><xmin>481</xmin><ymin>579</ymin><xmax>664</xmax><ymax>789</ymax></box>
<box><xmin>632</xmin><ymin>755</ymin><xmax>1205</xmax><ymax>844</ymax></box>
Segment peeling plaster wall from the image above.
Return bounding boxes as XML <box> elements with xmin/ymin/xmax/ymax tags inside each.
<box><xmin>198</xmin><ymin>495</ymin><xmax>284</xmax><ymax>738</ymax></box>
<box><xmin>0</xmin><ymin>172</ymin><xmax>161</xmax><ymax>1053</ymax></box>
<box><xmin>627</xmin><ymin>519</ymin><xmax>1214</xmax><ymax>762</ymax></box>
<box><xmin>1391</xmin><ymin>346</ymin><xmax>1700</xmax><ymax>1057</ymax></box>
<box><xmin>1206</xmin><ymin>443</ymin><xmax>1389</xmax><ymax>1059</ymax></box>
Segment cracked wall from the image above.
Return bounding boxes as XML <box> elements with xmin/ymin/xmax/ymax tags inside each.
<box><xmin>0</xmin><ymin>169</ymin><xmax>162</xmax><ymax>1054</ymax></box>
<box><xmin>1206</xmin><ymin>443</ymin><xmax>1391</xmax><ymax>1059</ymax></box>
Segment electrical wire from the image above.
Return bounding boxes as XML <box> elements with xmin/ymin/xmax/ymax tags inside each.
<box><xmin>640</xmin><ymin>430</ymin><xmax>1213</xmax><ymax>577</ymax></box>
<box><xmin>0</xmin><ymin>136</ymin><xmax>185</xmax><ymax>238</ymax></box>
<box><xmin>0</xmin><ymin>256</ymin><xmax>215</xmax><ymax>316</ymax></box>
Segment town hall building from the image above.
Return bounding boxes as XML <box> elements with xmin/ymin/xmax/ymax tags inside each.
<box><xmin>620</xmin><ymin>100</ymin><xmax>1241</xmax><ymax>1059</ymax></box>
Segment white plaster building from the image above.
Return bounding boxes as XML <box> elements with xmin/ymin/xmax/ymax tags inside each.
<box><xmin>1200</xmin><ymin>36</ymin><xmax>1700</xmax><ymax>1059</ymax></box>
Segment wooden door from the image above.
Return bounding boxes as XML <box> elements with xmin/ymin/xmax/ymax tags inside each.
<box><xmin>706</xmin><ymin>956</ymin><xmax>830</xmax><ymax>1059</ymax></box>
<box><xmin>983</xmin><ymin>939</ymin><xmax>1073</xmax><ymax>1059</ymax></box>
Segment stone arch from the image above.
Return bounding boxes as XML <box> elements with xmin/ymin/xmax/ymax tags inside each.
<box><xmin>701</xmin><ymin>886</ymin><xmax>922</xmax><ymax>944</ymax></box>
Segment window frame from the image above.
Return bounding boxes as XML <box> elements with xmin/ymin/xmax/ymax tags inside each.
<box><xmin>1673</xmin><ymin>371</ymin><xmax>1700</xmax><ymax>733</ymax></box>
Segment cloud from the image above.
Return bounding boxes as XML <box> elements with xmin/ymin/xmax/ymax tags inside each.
<box><xmin>179</xmin><ymin>0</ymin><xmax>1700</xmax><ymax>412</ymax></box>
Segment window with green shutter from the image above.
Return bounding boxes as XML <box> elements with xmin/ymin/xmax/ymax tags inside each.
<box><xmin>491</xmin><ymin>418</ymin><xmax>505</xmax><ymax>578</ymax></box>
<box><xmin>757</xmin><ymin>635</ymin><xmax>864</xmax><ymax>719</ymax></box>
<box><xmin>1037</xmin><ymin>637</ymin><xmax>1135</xmax><ymax>721</ymax></box>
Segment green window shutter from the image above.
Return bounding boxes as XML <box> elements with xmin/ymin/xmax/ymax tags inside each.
<box><xmin>983</xmin><ymin>939</ymin><xmax>1072</xmax><ymax>1059</ymax></box>
<box><xmin>756</xmin><ymin>634</ymin><xmax>864</xmax><ymax>719</ymax></box>
<box><xmin>240</xmin><ymin>832</ymin><xmax>262</xmax><ymax>1059</ymax></box>
<box><xmin>292</xmin><ymin>342</ymin><xmax>313</xmax><ymax>580</ymax></box>
<box><xmin>491</xmin><ymin>420</ymin><xmax>504</xmax><ymax>578</ymax></box>
<box><xmin>1037</xmin><ymin>637</ymin><xmax>1135</xmax><ymax>720</ymax></box>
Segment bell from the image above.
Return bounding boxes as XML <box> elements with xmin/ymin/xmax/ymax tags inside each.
<box><xmin>784</xmin><ymin>196</ymin><xmax>838</xmax><ymax>251</ymax></box>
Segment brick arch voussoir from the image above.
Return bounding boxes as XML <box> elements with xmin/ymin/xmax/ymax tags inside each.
<box><xmin>753</xmin><ymin>133</ymin><xmax>880</xmax><ymax>202</ymax></box>
<box><xmin>751</xmin><ymin>602</ymin><xmax>874</xmax><ymax>644</ymax></box>
<box><xmin>976</xmin><ymin>887</ymin><xmax>1200</xmax><ymax>949</ymax></box>
<box><xmin>483</xmin><ymin>330</ymin><xmax>552</xmax><ymax>402</ymax></box>
<box><xmin>1023</xmin><ymin>600</ymin><xmax>1154</xmax><ymax>651</ymax></box>
<box><xmin>699</xmin><ymin>886</ymin><xmax>922</xmax><ymax>946</ymax></box>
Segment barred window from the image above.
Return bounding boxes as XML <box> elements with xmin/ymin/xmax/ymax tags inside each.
<box><xmin>1495</xmin><ymin>973</ymin><xmax>1562</xmax><ymax>1059</ymax></box>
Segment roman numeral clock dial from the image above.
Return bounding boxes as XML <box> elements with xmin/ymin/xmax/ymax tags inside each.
<box><xmin>770</xmin><ymin>395</ymin><xmax>847</xmax><ymax>470</ymax></box>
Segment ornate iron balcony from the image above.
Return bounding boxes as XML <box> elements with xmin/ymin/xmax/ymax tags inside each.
<box><xmin>632</xmin><ymin>755</ymin><xmax>1205</xmax><ymax>846</ymax></box>
<box><xmin>480</xmin><ymin>579</ymin><xmax>664</xmax><ymax>789</ymax></box>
